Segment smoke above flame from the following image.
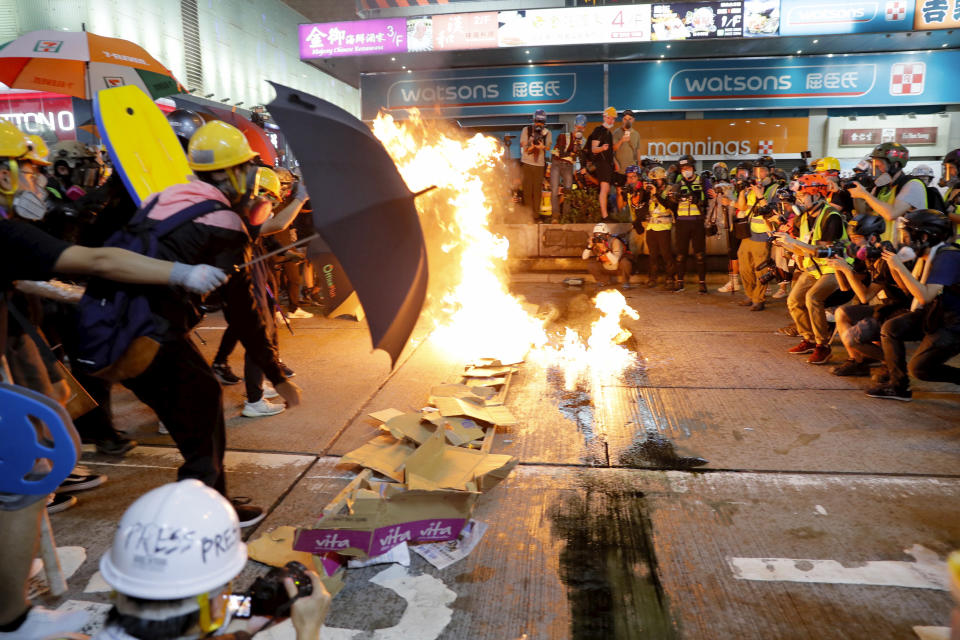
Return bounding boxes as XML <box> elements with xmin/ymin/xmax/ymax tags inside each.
<box><xmin>371</xmin><ymin>110</ymin><xmax>638</xmax><ymax>391</ymax></box>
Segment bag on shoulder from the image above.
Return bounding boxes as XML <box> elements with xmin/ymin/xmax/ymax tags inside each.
<box><xmin>75</xmin><ymin>198</ymin><xmax>224</xmax><ymax>382</ymax></box>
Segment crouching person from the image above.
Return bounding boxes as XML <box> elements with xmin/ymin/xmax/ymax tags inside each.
<box><xmin>868</xmin><ymin>210</ymin><xmax>960</xmax><ymax>401</ymax></box>
<box><xmin>94</xmin><ymin>480</ymin><xmax>331</xmax><ymax>640</ymax></box>
<box><xmin>582</xmin><ymin>222</ymin><xmax>632</xmax><ymax>287</ymax></box>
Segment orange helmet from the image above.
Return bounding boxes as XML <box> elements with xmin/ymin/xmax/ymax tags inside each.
<box><xmin>794</xmin><ymin>172</ymin><xmax>830</xmax><ymax>197</ymax></box>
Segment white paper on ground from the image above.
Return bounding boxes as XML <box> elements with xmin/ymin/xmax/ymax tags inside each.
<box><xmin>411</xmin><ymin>519</ymin><xmax>488</xmax><ymax>570</ymax></box>
<box><xmin>347</xmin><ymin>542</ymin><xmax>411</xmax><ymax>568</ymax></box>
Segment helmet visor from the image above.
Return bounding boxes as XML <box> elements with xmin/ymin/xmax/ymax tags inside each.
<box><xmin>869</xmin><ymin>157</ymin><xmax>889</xmax><ymax>179</ymax></box>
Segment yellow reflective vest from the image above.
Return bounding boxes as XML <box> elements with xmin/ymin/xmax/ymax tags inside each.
<box><xmin>799</xmin><ymin>203</ymin><xmax>847</xmax><ymax>278</ymax></box>
<box><xmin>647</xmin><ymin>189</ymin><xmax>674</xmax><ymax>231</ymax></box>
<box><xmin>875</xmin><ymin>177</ymin><xmax>928</xmax><ymax>243</ymax></box>
<box><xmin>747</xmin><ymin>183</ymin><xmax>779</xmax><ymax>235</ymax></box>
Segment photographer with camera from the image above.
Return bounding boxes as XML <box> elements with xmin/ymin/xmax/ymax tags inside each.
<box><xmin>848</xmin><ymin>143</ymin><xmax>928</xmax><ymax>243</ymax></box>
<box><xmin>632</xmin><ymin>166</ymin><xmax>677</xmax><ymax>289</ymax></box>
<box><xmin>941</xmin><ymin>149</ymin><xmax>960</xmax><ymax>238</ymax></box>
<box><xmin>549</xmin><ymin>114</ymin><xmax>587</xmax><ymax>222</ymax></box>
<box><xmin>519</xmin><ymin>109</ymin><xmax>552</xmax><ymax>222</ymax></box>
<box><xmin>586</xmin><ymin>107</ymin><xmax>618</xmax><ymax>220</ymax></box>
<box><xmin>735</xmin><ymin>156</ymin><xmax>780</xmax><ymax>310</ymax></box>
<box><xmin>812</xmin><ymin>157</ymin><xmax>854</xmax><ymax>218</ymax></box>
<box><xmin>865</xmin><ymin>210</ymin><xmax>960</xmax><ymax>401</ymax></box>
<box><xmin>825</xmin><ymin>214</ymin><xmax>912</xmax><ymax>377</ymax></box>
<box><xmin>582</xmin><ymin>222</ymin><xmax>632</xmax><ymax>287</ymax></box>
<box><xmin>92</xmin><ymin>480</ymin><xmax>331</xmax><ymax>640</ymax></box>
<box><xmin>710</xmin><ymin>162</ymin><xmax>742</xmax><ymax>293</ymax></box>
<box><xmin>774</xmin><ymin>173</ymin><xmax>849</xmax><ymax>364</ymax></box>
<box><xmin>672</xmin><ymin>154</ymin><xmax>713</xmax><ymax>294</ymax></box>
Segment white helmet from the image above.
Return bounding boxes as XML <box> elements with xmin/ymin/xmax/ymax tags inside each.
<box><xmin>911</xmin><ymin>164</ymin><xmax>935</xmax><ymax>183</ymax></box>
<box><xmin>100</xmin><ymin>480</ymin><xmax>246</xmax><ymax>600</ymax></box>
<box><xmin>592</xmin><ymin>222</ymin><xmax>610</xmax><ymax>235</ymax></box>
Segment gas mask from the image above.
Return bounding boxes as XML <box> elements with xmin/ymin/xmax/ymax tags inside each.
<box><xmin>940</xmin><ymin>163</ymin><xmax>958</xmax><ymax>188</ymax></box>
<box><xmin>870</xmin><ymin>158</ymin><xmax>893</xmax><ymax>188</ymax></box>
<box><xmin>12</xmin><ymin>161</ymin><xmax>49</xmax><ymax>221</ymax></box>
<box><xmin>534</xmin><ymin>123</ymin><xmax>543</xmax><ymax>132</ymax></box>
<box><xmin>218</xmin><ymin>164</ymin><xmax>273</xmax><ymax>230</ymax></box>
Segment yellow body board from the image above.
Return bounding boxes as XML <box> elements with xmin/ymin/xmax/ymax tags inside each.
<box><xmin>94</xmin><ymin>86</ymin><xmax>192</xmax><ymax>206</ymax></box>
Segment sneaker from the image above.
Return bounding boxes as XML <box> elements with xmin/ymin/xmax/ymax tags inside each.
<box><xmin>95</xmin><ymin>435</ymin><xmax>137</xmax><ymax>457</ymax></box>
<box><xmin>212</xmin><ymin>362</ymin><xmax>242</xmax><ymax>385</ymax></box>
<box><xmin>279</xmin><ymin>361</ymin><xmax>295</xmax><ymax>378</ymax></box>
<box><xmin>262</xmin><ymin>381</ymin><xmax>279</xmax><ymax>399</ymax></box>
<box><xmin>230</xmin><ymin>497</ymin><xmax>266</xmax><ymax>528</ymax></box>
<box><xmin>807</xmin><ymin>345</ymin><xmax>832</xmax><ymax>365</ymax></box>
<box><xmin>749</xmin><ymin>302</ymin><xmax>765</xmax><ymax>311</ymax></box>
<box><xmin>831</xmin><ymin>359</ymin><xmax>871</xmax><ymax>377</ymax></box>
<box><xmin>56</xmin><ymin>466</ymin><xmax>106</xmax><ymax>493</ymax></box>
<box><xmin>46</xmin><ymin>493</ymin><xmax>77</xmax><ymax>514</ymax></box>
<box><xmin>0</xmin><ymin>605</ymin><xmax>90</xmax><ymax>640</ymax></box>
<box><xmin>772</xmin><ymin>282</ymin><xmax>790</xmax><ymax>299</ymax></box>
<box><xmin>242</xmin><ymin>398</ymin><xmax>285</xmax><ymax>418</ymax></box>
<box><xmin>788</xmin><ymin>339</ymin><xmax>816</xmax><ymax>354</ymax></box>
<box><xmin>698</xmin><ymin>282</ymin><xmax>708</xmax><ymax>295</ymax></box>
<box><xmin>620</xmin><ymin>282</ymin><xmax>635</xmax><ymax>290</ymax></box>
<box><xmin>673</xmin><ymin>281</ymin><xmax>685</xmax><ymax>292</ymax></box>
<box><xmin>287</xmin><ymin>308</ymin><xmax>314</xmax><ymax>319</ymax></box>
<box><xmin>866</xmin><ymin>384</ymin><xmax>912</xmax><ymax>402</ymax></box>
<box><xmin>737</xmin><ymin>298</ymin><xmax>754</xmax><ymax>307</ymax></box>
<box><xmin>717</xmin><ymin>279</ymin><xmax>735</xmax><ymax>293</ymax></box>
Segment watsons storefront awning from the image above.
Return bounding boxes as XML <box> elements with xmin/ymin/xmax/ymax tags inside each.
<box><xmin>361</xmin><ymin>49</ymin><xmax>960</xmax><ymax>120</ymax></box>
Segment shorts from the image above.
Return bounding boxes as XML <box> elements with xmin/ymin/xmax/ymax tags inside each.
<box><xmin>594</xmin><ymin>159</ymin><xmax>613</xmax><ymax>184</ymax></box>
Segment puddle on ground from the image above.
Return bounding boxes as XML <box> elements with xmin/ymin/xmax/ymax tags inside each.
<box><xmin>618</xmin><ymin>429</ymin><xmax>709</xmax><ymax>469</ymax></box>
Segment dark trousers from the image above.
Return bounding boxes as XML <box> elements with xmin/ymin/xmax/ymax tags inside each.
<box><xmin>521</xmin><ymin>162</ymin><xmax>545</xmax><ymax>220</ymax></box>
<box><xmin>646</xmin><ymin>229</ymin><xmax>675</xmax><ymax>281</ymax></box>
<box><xmin>213</xmin><ymin>322</ymin><xmax>277</xmax><ymax>403</ymax></box>
<box><xmin>881</xmin><ymin>309</ymin><xmax>960</xmax><ymax>390</ymax></box>
<box><xmin>123</xmin><ymin>336</ymin><xmax>227</xmax><ymax>494</ymax></box>
<box><xmin>674</xmin><ymin>219</ymin><xmax>706</xmax><ymax>283</ymax></box>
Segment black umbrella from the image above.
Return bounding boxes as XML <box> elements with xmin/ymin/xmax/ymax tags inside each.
<box><xmin>266</xmin><ymin>83</ymin><xmax>428</xmax><ymax>366</ymax></box>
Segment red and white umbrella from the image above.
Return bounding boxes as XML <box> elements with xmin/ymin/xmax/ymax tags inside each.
<box><xmin>0</xmin><ymin>30</ymin><xmax>184</xmax><ymax>100</ymax></box>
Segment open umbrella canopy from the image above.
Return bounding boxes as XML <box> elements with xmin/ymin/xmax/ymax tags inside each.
<box><xmin>0</xmin><ymin>30</ymin><xmax>182</xmax><ymax>100</ymax></box>
<box><xmin>267</xmin><ymin>82</ymin><xmax>428</xmax><ymax>366</ymax></box>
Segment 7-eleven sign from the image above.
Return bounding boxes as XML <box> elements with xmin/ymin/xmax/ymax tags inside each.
<box><xmin>104</xmin><ymin>77</ymin><xmax>125</xmax><ymax>88</ymax></box>
<box><xmin>34</xmin><ymin>40</ymin><xmax>63</xmax><ymax>53</ymax></box>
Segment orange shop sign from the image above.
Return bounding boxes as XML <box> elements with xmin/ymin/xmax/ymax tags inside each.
<box><xmin>625</xmin><ymin>117</ymin><xmax>809</xmax><ymax>158</ymax></box>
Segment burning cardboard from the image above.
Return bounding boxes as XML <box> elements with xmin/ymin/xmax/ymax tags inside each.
<box><xmin>434</xmin><ymin>396</ymin><xmax>517</xmax><ymax>426</ymax></box>
<box><xmin>293</xmin><ymin>480</ymin><xmax>478</xmax><ymax>558</ymax></box>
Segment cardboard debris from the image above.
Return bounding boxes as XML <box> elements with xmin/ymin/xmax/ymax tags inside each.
<box><xmin>434</xmin><ymin>396</ymin><xmax>517</xmax><ymax>426</ymax></box>
<box><xmin>340</xmin><ymin>435</ymin><xmax>416</xmax><ymax>482</ymax></box>
<box><xmin>294</xmin><ymin>480</ymin><xmax>478</xmax><ymax>558</ymax></box>
<box><xmin>471</xmin><ymin>356</ymin><xmax>524</xmax><ymax>367</ymax></box>
<box><xmin>424</xmin><ymin>414</ymin><xmax>486</xmax><ymax>447</ymax></box>
<box><xmin>465</xmin><ymin>376</ymin><xmax>507</xmax><ymax>387</ymax></box>
<box><xmin>411</xmin><ymin>519</ymin><xmax>488</xmax><ymax>570</ymax></box>
<box><xmin>404</xmin><ymin>429</ymin><xmax>517</xmax><ymax>492</ymax></box>
<box><xmin>463</xmin><ymin>365</ymin><xmax>516</xmax><ymax>378</ymax></box>
<box><xmin>368</xmin><ymin>408</ymin><xmax>405</xmax><ymax>423</ymax></box>
<box><xmin>247</xmin><ymin>526</ymin><xmax>346</xmax><ymax>596</ymax></box>
<box><xmin>382</xmin><ymin>412</ymin><xmax>435</xmax><ymax>445</ymax></box>
<box><xmin>429</xmin><ymin>384</ymin><xmax>497</xmax><ymax>405</ymax></box>
<box><xmin>346</xmin><ymin>542</ymin><xmax>411</xmax><ymax>568</ymax></box>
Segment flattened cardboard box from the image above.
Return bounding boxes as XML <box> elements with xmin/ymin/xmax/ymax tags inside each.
<box><xmin>293</xmin><ymin>481</ymin><xmax>478</xmax><ymax>558</ymax></box>
<box><xmin>404</xmin><ymin>428</ymin><xmax>517</xmax><ymax>492</ymax></box>
<box><xmin>339</xmin><ymin>434</ymin><xmax>415</xmax><ymax>482</ymax></box>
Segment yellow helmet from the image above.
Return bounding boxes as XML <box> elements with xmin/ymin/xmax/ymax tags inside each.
<box><xmin>23</xmin><ymin>135</ymin><xmax>52</xmax><ymax>166</ymax></box>
<box><xmin>187</xmin><ymin>121</ymin><xmax>258</xmax><ymax>172</ymax></box>
<box><xmin>0</xmin><ymin>120</ymin><xmax>28</xmax><ymax>159</ymax></box>
<box><xmin>258</xmin><ymin>166</ymin><xmax>281</xmax><ymax>200</ymax></box>
<box><xmin>813</xmin><ymin>156</ymin><xmax>841</xmax><ymax>173</ymax></box>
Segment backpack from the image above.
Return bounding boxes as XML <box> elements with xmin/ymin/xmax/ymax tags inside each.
<box><xmin>74</xmin><ymin>198</ymin><xmax>224</xmax><ymax>382</ymax></box>
<box><xmin>926</xmin><ymin>185</ymin><xmax>946</xmax><ymax>215</ymax></box>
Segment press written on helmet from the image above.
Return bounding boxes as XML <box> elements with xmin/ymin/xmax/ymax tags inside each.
<box><xmin>99</xmin><ymin>480</ymin><xmax>247</xmax><ymax>635</ymax></box>
<box><xmin>940</xmin><ymin>149</ymin><xmax>960</xmax><ymax>188</ymax></box>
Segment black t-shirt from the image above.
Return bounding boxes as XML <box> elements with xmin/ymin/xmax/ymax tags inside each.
<box><xmin>818</xmin><ymin>211</ymin><xmax>844</xmax><ymax>244</ymax></box>
<box><xmin>1</xmin><ymin>220</ymin><xmax>70</xmax><ymax>287</ymax></box>
<box><xmin>586</xmin><ymin>126</ymin><xmax>614</xmax><ymax>166</ymax></box>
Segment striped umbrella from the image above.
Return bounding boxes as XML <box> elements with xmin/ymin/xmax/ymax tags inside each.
<box><xmin>0</xmin><ymin>30</ymin><xmax>183</xmax><ymax>100</ymax></box>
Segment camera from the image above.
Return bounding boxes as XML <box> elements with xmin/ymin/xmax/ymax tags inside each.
<box><xmin>755</xmin><ymin>258</ymin><xmax>779</xmax><ymax>285</ymax></box>
<box><xmin>675</xmin><ymin>184</ymin><xmax>693</xmax><ymax>202</ymax></box>
<box><xmin>842</xmin><ymin>174</ymin><xmax>875</xmax><ymax>192</ymax></box>
<box><xmin>814</xmin><ymin>242</ymin><xmax>848</xmax><ymax>259</ymax></box>
<box><xmin>862</xmin><ymin>240</ymin><xmax>896</xmax><ymax>261</ymax></box>
<box><xmin>248</xmin><ymin>561</ymin><xmax>313</xmax><ymax>617</ymax></box>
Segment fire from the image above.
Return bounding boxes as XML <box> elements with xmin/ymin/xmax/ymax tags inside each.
<box><xmin>371</xmin><ymin>110</ymin><xmax>638</xmax><ymax>387</ymax></box>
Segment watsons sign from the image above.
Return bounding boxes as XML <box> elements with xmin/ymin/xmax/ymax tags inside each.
<box><xmin>361</xmin><ymin>64</ymin><xmax>602</xmax><ymax>119</ymax></box>
<box><xmin>780</xmin><ymin>0</ymin><xmax>914</xmax><ymax>35</ymax></box>
<box><xmin>669</xmin><ymin>63</ymin><xmax>876</xmax><ymax>101</ymax></box>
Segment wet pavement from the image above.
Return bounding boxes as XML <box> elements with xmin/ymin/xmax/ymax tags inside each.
<box><xmin>38</xmin><ymin>277</ymin><xmax>960</xmax><ymax>639</ymax></box>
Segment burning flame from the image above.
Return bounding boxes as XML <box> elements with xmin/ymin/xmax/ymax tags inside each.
<box><xmin>371</xmin><ymin>110</ymin><xmax>639</xmax><ymax>388</ymax></box>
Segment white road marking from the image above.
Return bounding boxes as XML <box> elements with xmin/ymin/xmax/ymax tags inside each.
<box><xmin>913</xmin><ymin>626</ymin><xmax>951</xmax><ymax>640</ymax></box>
<box><xmin>729</xmin><ymin>544</ymin><xmax>949</xmax><ymax>590</ymax></box>
<box><xmin>28</xmin><ymin>546</ymin><xmax>86</xmax><ymax>599</ymax></box>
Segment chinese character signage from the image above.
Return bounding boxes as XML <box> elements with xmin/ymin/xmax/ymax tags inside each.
<box><xmin>744</xmin><ymin>0</ymin><xmax>780</xmax><ymax>36</ymax></box>
<box><xmin>840</xmin><ymin>128</ymin><xmax>884</xmax><ymax>146</ymax></box>
<box><xmin>651</xmin><ymin>2</ymin><xmax>744</xmax><ymax>40</ymax></box>
<box><xmin>299</xmin><ymin>19</ymin><xmax>407</xmax><ymax>59</ymax></box>
<box><xmin>432</xmin><ymin>12</ymin><xmax>499</xmax><ymax>50</ymax></box>
<box><xmin>780</xmin><ymin>0</ymin><xmax>914</xmax><ymax>35</ymax></box>
<box><xmin>360</xmin><ymin>65</ymin><xmax>603</xmax><ymax>120</ymax></box>
<box><xmin>497</xmin><ymin>6</ymin><xmax>651</xmax><ymax>47</ymax></box>
<box><xmin>608</xmin><ymin>50</ymin><xmax>960</xmax><ymax>110</ymax></box>
<box><xmin>914</xmin><ymin>0</ymin><xmax>960</xmax><ymax>29</ymax></box>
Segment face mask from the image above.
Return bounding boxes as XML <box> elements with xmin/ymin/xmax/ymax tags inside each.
<box><xmin>602</xmin><ymin>121</ymin><xmax>614</xmax><ymax>129</ymax></box>
<box><xmin>681</xmin><ymin>168</ymin><xmax>693</xmax><ymax>179</ymax></box>
<box><xmin>870</xmin><ymin>159</ymin><xmax>892</xmax><ymax>186</ymax></box>
<box><xmin>534</xmin><ymin>123</ymin><xmax>544</xmax><ymax>131</ymax></box>
<box><xmin>623</xmin><ymin>121</ymin><xmax>633</xmax><ymax>130</ymax></box>
<box><xmin>574</xmin><ymin>131</ymin><xmax>583</xmax><ymax>139</ymax></box>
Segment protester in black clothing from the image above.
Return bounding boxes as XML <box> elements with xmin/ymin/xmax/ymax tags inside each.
<box><xmin>868</xmin><ymin>210</ymin><xmax>960</xmax><ymax>401</ymax></box>
<box><xmin>587</xmin><ymin>107</ymin><xmax>617</xmax><ymax>220</ymax></box>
